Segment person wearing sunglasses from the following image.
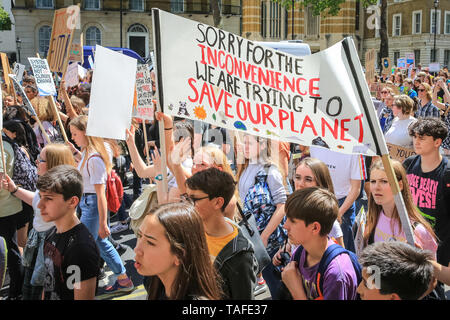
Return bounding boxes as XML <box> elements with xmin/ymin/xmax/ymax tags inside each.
<box><xmin>378</xmin><ymin>87</ymin><xmax>396</xmax><ymax>134</ymax></box>
<box><xmin>415</xmin><ymin>83</ymin><xmax>440</xmax><ymax>119</ymax></box>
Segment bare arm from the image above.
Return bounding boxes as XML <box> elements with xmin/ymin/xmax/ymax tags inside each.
<box><xmin>430</xmin><ymin>260</ymin><xmax>450</xmax><ymax>286</ymax></box>
<box><xmin>0</xmin><ymin>173</ymin><xmax>35</xmax><ymax>206</ymax></box>
<box><xmin>125</xmin><ymin>127</ymin><xmax>156</xmax><ymax>179</ymax></box>
<box><xmin>74</xmin><ymin>277</ymin><xmax>97</xmax><ymax>300</ymax></box>
<box><xmin>338</xmin><ymin>179</ymin><xmax>361</xmax><ymax>223</ymax></box>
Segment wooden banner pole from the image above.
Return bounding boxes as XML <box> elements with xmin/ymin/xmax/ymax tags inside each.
<box><xmin>142</xmin><ymin>121</ymin><xmax>151</xmax><ymax>166</ymax></box>
<box><xmin>0</xmin><ymin>134</ymin><xmax>7</xmax><ymax>179</ymax></box>
<box><xmin>47</xmin><ymin>96</ymin><xmax>68</xmax><ymax>143</ymax></box>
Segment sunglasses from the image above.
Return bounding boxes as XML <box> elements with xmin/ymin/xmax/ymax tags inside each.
<box><xmin>381</xmin><ymin>91</ymin><xmax>388</xmax><ymax>94</ymax></box>
<box><xmin>418</xmin><ymin>89</ymin><xmax>426</xmax><ymax>92</ymax></box>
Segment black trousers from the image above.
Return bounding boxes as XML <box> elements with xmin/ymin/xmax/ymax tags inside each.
<box><xmin>0</xmin><ymin>214</ymin><xmax>24</xmax><ymax>298</ymax></box>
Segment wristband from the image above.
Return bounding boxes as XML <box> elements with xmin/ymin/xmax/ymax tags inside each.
<box><xmin>164</xmin><ymin>127</ymin><xmax>173</xmax><ymax>131</ymax></box>
<box><xmin>155</xmin><ymin>174</ymin><xmax>163</xmax><ymax>181</ymax></box>
<box><xmin>11</xmin><ymin>186</ymin><xmax>19</xmax><ymax>195</ymax></box>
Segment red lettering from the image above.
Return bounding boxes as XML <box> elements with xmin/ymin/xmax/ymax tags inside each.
<box><xmin>295</xmin><ymin>78</ymin><xmax>307</xmax><ymax>96</ymax></box>
<box><xmin>261</xmin><ymin>104</ymin><xmax>276</xmax><ymax>128</ymax></box>
<box><xmin>198</xmin><ymin>44</ymin><xmax>207</xmax><ymax>65</ymax></box>
<box><xmin>198</xmin><ymin>82</ymin><xmax>213</xmax><ymax>108</ymax></box>
<box><xmin>301</xmin><ymin>116</ymin><xmax>318</xmax><ymax>136</ymax></box>
<box><xmin>340</xmin><ymin>119</ymin><xmax>351</xmax><ymax>141</ymax></box>
<box><xmin>309</xmin><ymin>78</ymin><xmax>320</xmax><ymax>97</ymax></box>
<box><xmin>278</xmin><ymin>109</ymin><xmax>289</xmax><ymax>130</ymax></box>
<box><xmin>283</xmin><ymin>75</ymin><xmax>295</xmax><ymax>93</ymax></box>
<box><xmin>321</xmin><ymin>118</ymin><xmax>339</xmax><ymax>139</ymax></box>
<box><xmin>290</xmin><ymin>112</ymin><xmax>299</xmax><ymax>133</ymax></box>
<box><xmin>236</xmin><ymin>99</ymin><xmax>247</xmax><ymax>120</ymax></box>
<box><xmin>354</xmin><ymin>113</ymin><xmax>364</xmax><ymax>143</ymax></box>
<box><xmin>218</xmin><ymin>50</ymin><xmax>226</xmax><ymax>69</ymax></box>
<box><xmin>187</xmin><ymin>78</ymin><xmax>198</xmax><ymax>103</ymax></box>
<box><xmin>210</xmin><ymin>84</ymin><xmax>224</xmax><ymax>112</ymax></box>
<box><xmin>247</xmin><ymin>101</ymin><xmax>261</xmax><ymax>124</ymax></box>
<box><xmin>207</xmin><ymin>46</ymin><xmax>217</xmax><ymax>67</ymax></box>
<box><xmin>224</xmin><ymin>91</ymin><xmax>234</xmax><ymax>118</ymax></box>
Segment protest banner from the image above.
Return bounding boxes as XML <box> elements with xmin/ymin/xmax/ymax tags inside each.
<box><xmin>78</xmin><ymin>64</ymin><xmax>87</xmax><ymax>80</ymax></box>
<box><xmin>69</xmin><ymin>42</ymin><xmax>83</xmax><ymax>63</ymax></box>
<box><xmin>86</xmin><ymin>45</ymin><xmax>137</xmax><ymax>141</ymax></box>
<box><xmin>397</xmin><ymin>58</ymin><xmax>406</xmax><ymax>69</ymax></box>
<box><xmin>64</xmin><ymin>62</ymin><xmax>79</xmax><ymax>88</ymax></box>
<box><xmin>387</xmin><ymin>143</ymin><xmax>416</xmax><ymax>163</ymax></box>
<box><xmin>133</xmin><ymin>64</ymin><xmax>154</xmax><ymax>120</ymax></box>
<box><xmin>88</xmin><ymin>55</ymin><xmax>94</xmax><ymax>70</ymax></box>
<box><xmin>365</xmin><ymin>49</ymin><xmax>376</xmax><ymax>85</ymax></box>
<box><xmin>13</xmin><ymin>63</ymin><xmax>26</xmax><ymax>83</ymax></box>
<box><xmin>28</xmin><ymin>58</ymin><xmax>57</xmax><ymax>96</ymax></box>
<box><xmin>429</xmin><ymin>62</ymin><xmax>440</xmax><ymax>73</ymax></box>
<box><xmin>381</xmin><ymin>57</ymin><xmax>391</xmax><ymax>76</ymax></box>
<box><xmin>47</xmin><ymin>6</ymin><xmax>78</xmax><ymax>74</ymax></box>
<box><xmin>152</xmin><ymin>9</ymin><xmax>415</xmax><ymax>245</ymax></box>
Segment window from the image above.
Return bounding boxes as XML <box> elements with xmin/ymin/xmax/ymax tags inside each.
<box><xmin>261</xmin><ymin>1</ymin><xmax>267</xmax><ymax>38</ymax></box>
<box><xmin>269</xmin><ymin>1</ymin><xmax>282</xmax><ymax>38</ymax></box>
<box><xmin>38</xmin><ymin>25</ymin><xmax>51</xmax><ymax>57</ymax></box>
<box><xmin>430</xmin><ymin>9</ymin><xmax>441</xmax><ymax>34</ymax></box>
<box><xmin>392</xmin><ymin>14</ymin><xmax>401</xmax><ymax>36</ymax></box>
<box><xmin>84</xmin><ymin>0</ymin><xmax>100</xmax><ymax>10</ymax></box>
<box><xmin>86</xmin><ymin>26</ymin><xmax>101</xmax><ymax>46</ymax></box>
<box><xmin>36</xmin><ymin>0</ymin><xmax>53</xmax><ymax>8</ymax></box>
<box><xmin>128</xmin><ymin>24</ymin><xmax>147</xmax><ymax>33</ymax></box>
<box><xmin>414</xmin><ymin>49</ymin><xmax>420</xmax><ymax>64</ymax></box>
<box><xmin>393</xmin><ymin>51</ymin><xmax>400</xmax><ymax>65</ymax></box>
<box><xmin>171</xmin><ymin>0</ymin><xmax>184</xmax><ymax>13</ymax></box>
<box><xmin>129</xmin><ymin>0</ymin><xmax>144</xmax><ymax>11</ymax></box>
<box><xmin>412</xmin><ymin>11</ymin><xmax>422</xmax><ymax>34</ymax></box>
<box><xmin>444</xmin><ymin>50</ymin><xmax>450</xmax><ymax>67</ymax></box>
<box><xmin>444</xmin><ymin>11</ymin><xmax>450</xmax><ymax>34</ymax></box>
<box><xmin>305</xmin><ymin>5</ymin><xmax>319</xmax><ymax>37</ymax></box>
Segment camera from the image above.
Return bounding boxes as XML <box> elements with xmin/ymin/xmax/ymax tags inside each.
<box><xmin>273</xmin><ymin>251</ymin><xmax>291</xmax><ymax>280</ymax></box>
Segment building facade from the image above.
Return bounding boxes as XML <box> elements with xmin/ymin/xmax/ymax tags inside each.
<box><xmin>363</xmin><ymin>0</ymin><xmax>450</xmax><ymax>69</ymax></box>
<box><xmin>242</xmin><ymin>0</ymin><xmax>365</xmax><ymax>54</ymax></box>
<box><xmin>0</xmin><ymin>0</ymin><xmax>17</xmax><ymax>56</ymax></box>
<box><xmin>11</xmin><ymin>0</ymin><xmax>241</xmax><ymax>66</ymax></box>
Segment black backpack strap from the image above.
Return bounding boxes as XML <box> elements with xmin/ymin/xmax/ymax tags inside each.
<box><xmin>236</xmin><ymin>202</ymin><xmax>254</xmax><ymax>237</ymax></box>
<box><xmin>291</xmin><ymin>245</ymin><xmax>304</xmax><ymax>263</ymax></box>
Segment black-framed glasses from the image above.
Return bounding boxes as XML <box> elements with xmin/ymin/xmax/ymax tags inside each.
<box><xmin>184</xmin><ymin>195</ymin><xmax>210</xmax><ymax>204</ymax></box>
<box><xmin>418</xmin><ymin>88</ymin><xmax>426</xmax><ymax>92</ymax></box>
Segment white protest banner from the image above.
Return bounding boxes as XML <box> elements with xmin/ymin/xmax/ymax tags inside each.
<box><xmin>9</xmin><ymin>74</ymin><xmax>37</xmax><ymax>117</ymax></box>
<box><xmin>86</xmin><ymin>45</ymin><xmax>137</xmax><ymax>141</ymax></box>
<box><xmin>133</xmin><ymin>64</ymin><xmax>154</xmax><ymax>120</ymax></box>
<box><xmin>88</xmin><ymin>55</ymin><xmax>94</xmax><ymax>70</ymax></box>
<box><xmin>28</xmin><ymin>58</ymin><xmax>57</xmax><ymax>96</ymax></box>
<box><xmin>64</xmin><ymin>62</ymin><xmax>79</xmax><ymax>88</ymax></box>
<box><xmin>13</xmin><ymin>63</ymin><xmax>26</xmax><ymax>83</ymax></box>
<box><xmin>429</xmin><ymin>62</ymin><xmax>440</xmax><ymax>73</ymax></box>
<box><xmin>154</xmin><ymin>10</ymin><xmax>378</xmax><ymax>156</ymax></box>
<box><xmin>153</xmin><ymin>9</ymin><xmax>416</xmax><ymax>246</ymax></box>
<box><xmin>397</xmin><ymin>58</ymin><xmax>406</xmax><ymax>69</ymax></box>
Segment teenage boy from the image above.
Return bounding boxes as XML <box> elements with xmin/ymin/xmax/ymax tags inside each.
<box><xmin>357</xmin><ymin>241</ymin><xmax>435</xmax><ymax>300</ymax></box>
<box><xmin>403</xmin><ymin>118</ymin><xmax>450</xmax><ymax>268</ymax></box>
<box><xmin>281</xmin><ymin>187</ymin><xmax>359</xmax><ymax>300</ymax></box>
<box><xmin>37</xmin><ymin>165</ymin><xmax>100</xmax><ymax>300</ymax></box>
<box><xmin>185</xmin><ymin>168</ymin><xmax>258</xmax><ymax>300</ymax></box>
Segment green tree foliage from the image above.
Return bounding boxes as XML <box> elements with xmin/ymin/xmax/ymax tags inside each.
<box><xmin>0</xmin><ymin>6</ymin><xmax>12</xmax><ymax>31</ymax></box>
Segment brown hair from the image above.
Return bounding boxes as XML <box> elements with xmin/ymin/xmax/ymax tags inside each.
<box><xmin>364</xmin><ymin>159</ymin><xmax>437</xmax><ymax>245</ymax></box>
<box><xmin>44</xmin><ymin>143</ymin><xmax>76</xmax><ymax>170</ymax></box>
<box><xmin>296</xmin><ymin>157</ymin><xmax>335</xmax><ymax>194</ymax></box>
<box><xmin>285</xmin><ymin>187</ymin><xmax>338</xmax><ymax>236</ymax></box>
<box><xmin>69</xmin><ymin>115</ymin><xmax>112</xmax><ymax>174</ymax></box>
<box><xmin>419</xmin><ymin>83</ymin><xmax>432</xmax><ymax>101</ymax></box>
<box><xmin>145</xmin><ymin>202</ymin><xmax>223</xmax><ymax>300</ymax></box>
<box><xmin>32</xmin><ymin>97</ymin><xmax>56</xmax><ymax>122</ymax></box>
<box><xmin>393</xmin><ymin>94</ymin><xmax>414</xmax><ymax>115</ymax></box>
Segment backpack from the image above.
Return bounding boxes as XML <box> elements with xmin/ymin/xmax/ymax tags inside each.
<box><xmin>2</xmin><ymin>135</ymin><xmax>38</xmax><ymax>192</ymax></box>
<box><xmin>278</xmin><ymin>244</ymin><xmax>362</xmax><ymax>300</ymax></box>
<box><xmin>242</xmin><ymin>164</ymin><xmax>287</xmax><ymax>253</ymax></box>
<box><xmin>86</xmin><ymin>154</ymin><xmax>124</xmax><ymax>213</ymax></box>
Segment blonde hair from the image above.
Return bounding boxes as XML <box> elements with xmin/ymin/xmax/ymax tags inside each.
<box><xmin>32</xmin><ymin>97</ymin><xmax>56</xmax><ymax>122</ymax></box>
<box><xmin>44</xmin><ymin>143</ymin><xmax>76</xmax><ymax>170</ymax></box>
<box><xmin>70</xmin><ymin>95</ymin><xmax>86</xmax><ymax>114</ymax></box>
<box><xmin>393</xmin><ymin>94</ymin><xmax>414</xmax><ymax>115</ymax></box>
<box><xmin>69</xmin><ymin>115</ymin><xmax>112</xmax><ymax>174</ymax></box>
<box><xmin>419</xmin><ymin>83</ymin><xmax>432</xmax><ymax>101</ymax></box>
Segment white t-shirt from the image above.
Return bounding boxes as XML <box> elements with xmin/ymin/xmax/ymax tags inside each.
<box><xmin>384</xmin><ymin>116</ymin><xmax>417</xmax><ymax>149</ymax></box>
<box><xmin>309</xmin><ymin>146</ymin><xmax>365</xmax><ymax>200</ymax></box>
<box><xmin>32</xmin><ymin>191</ymin><xmax>55</xmax><ymax>232</ymax></box>
<box><xmin>167</xmin><ymin>157</ymin><xmax>193</xmax><ymax>190</ymax></box>
<box><xmin>77</xmin><ymin>151</ymin><xmax>107</xmax><ymax>194</ymax></box>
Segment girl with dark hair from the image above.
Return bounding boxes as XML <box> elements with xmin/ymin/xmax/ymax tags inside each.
<box><xmin>135</xmin><ymin>202</ymin><xmax>222</xmax><ymax>300</ymax></box>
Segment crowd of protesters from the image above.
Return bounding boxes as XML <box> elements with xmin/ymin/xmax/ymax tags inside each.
<box><xmin>0</xmin><ymin>61</ymin><xmax>449</xmax><ymax>301</ymax></box>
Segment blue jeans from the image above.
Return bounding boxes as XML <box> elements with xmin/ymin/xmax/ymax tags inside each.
<box><xmin>262</xmin><ymin>247</ymin><xmax>282</xmax><ymax>299</ymax></box>
<box><xmin>79</xmin><ymin>194</ymin><xmax>126</xmax><ymax>276</ymax></box>
<box><xmin>338</xmin><ymin>197</ymin><xmax>356</xmax><ymax>253</ymax></box>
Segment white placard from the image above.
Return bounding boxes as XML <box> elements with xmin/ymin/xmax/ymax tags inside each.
<box><xmin>133</xmin><ymin>64</ymin><xmax>154</xmax><ymax>120</ymax></box>
<box><xmin>78</xmin><ymin>64</ymin><xmax>87</xmax><ymax>80</ymax></box>
<box><xmin>28</xmin><ymin>57</ymin><xmax>57</xmax><ymax>96</ymax></box>
<box><xmin>429</xmin><ymin>62</ymin><xmax>440</xmax><ymax>73</ymax></box>
<box><xmin>64</xmin><ymin>62</ymin><xmax>79</xmax><ymax>88</ymax></box>
<box><xmin>86</xmin><ymin>45</ymin><xmax>137</xmax><ymax>140</ymax></box>
<box><xmin>9</xmin><ymin>74</ymin><xmax>37</xmax><ymax>117</ymax></box>
<box><xmin>13</xmin><ymin>63</ymin><xmax>26</xmax><ymax>83</ymax></box>
<box><xmin>155</xmin><ymin>10</ymin><xmax>379</xmax><ymax>156</ymax></box>
<box><xmin>88</xmin><ymin>55</ymin><xmax>94</xmax><ymax>70</ymax></box>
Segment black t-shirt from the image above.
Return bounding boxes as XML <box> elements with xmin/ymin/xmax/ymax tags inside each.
<box><xmin>43</xmin><ymin>223</ymin><xmax>100</xmax><ymax>300</ymax></box>
<box><xmin>403</xmin><ymin>155</ymin><xmax>450</xmax><ymax>266</ymax></box>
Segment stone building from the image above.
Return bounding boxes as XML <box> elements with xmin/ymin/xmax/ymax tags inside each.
<box><xmin>363</xmin><ymin>0</ymin><xmax>450</xmax><ymax>68</ymax></box>
<box><xmin>11</xmin><ymin>0</ymin><xmax>241</xmax><ymax>66</ymax></box>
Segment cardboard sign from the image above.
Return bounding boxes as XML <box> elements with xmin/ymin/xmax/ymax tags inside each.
<box><xmin>0</xmin><ymin>53</ymin><xmax>13</xmax><ymax>94</ymax></box>
<box><xmin>9</xmin><ymin>74</ymin><xmax>37</xmax><ymax>117</ymax></box>
<box><xmin>154</xmin><ymin>10</ymin><xmax>380</xmax><ymax>156</ymax></box>
<box><xmin>64</xmin><ymin>62</ymin><xmax>79</xmax><ymax>88</ymax></box>
<box><xmin>28</xmin><ymin>58</ymin><xmax>57</xmax><ymax>96</ymax></box>
<box><xmin>69</xmin><ymin>43</ymin><xmax>83</xmax><ymax>62</ymax></box>
<box><xmin>365</xmin><ymin>49</ymin><xmax>376</xmax><ymax>85</ymax></box>
<box><xmin>405</xmin><ymin>53</ymin><xmax>414</xmax><ymax>68</ymax></box>
<box><xmin>133</xmin><ymin>64</ymin><xmax>154</xmax><ymax>120</ymax></box>
<box><xmin>381</xmin><ymin>57</ymin><xmax>391</xmax><ymax>76</ymax></box>
<box><xmin>13</xmin><ymin>63</ymin><xmax>26</xmax><ymax>83</ymax></box>
<box><xmin>47</xmin><ymin>7</ymin><xmax>77</xmax><ymax>73</ymax></box>
<box><xmin>86</xmin><ymin>45</ymin><xmax>137</xmax><ymax>140</ymax></box>
<box><xmin>387</xmin><ymin>143</ymin><xmax>416</xmax><ymax>163</ymax></box>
